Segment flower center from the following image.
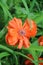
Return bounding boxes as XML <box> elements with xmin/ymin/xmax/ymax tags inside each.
<box><xmin>19</xmin><ymin>30</ymin><xmax>25</xmax><ymax>36</ymax></box>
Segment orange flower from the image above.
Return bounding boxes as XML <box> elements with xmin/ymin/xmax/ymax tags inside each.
<box><xmin>24</xmin><ymin>19</ymin><xmax>37</xmax><ymax>37</ymax></box>
<box><xmin>25</xmin><ymin>54</ymin><xmax>43</xmax><ymax>65</ymax></box>
<box><xmin>30</xmin><ymin>20</ymin><xmax>37</xmax><ymax>37</ymax></box>
<box><xmin>5</xmin><ymin>17</ymin><xmax>37</xmax><ymax>49</ymax></box>
<box><xmin>38</xmin><ymin>36</ymin><xmax>43</xmax><ymax>46</ymax></box>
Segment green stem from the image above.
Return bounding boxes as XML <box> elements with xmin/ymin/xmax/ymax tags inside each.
<box><xmin>0</xmin><ymin>44</ymin><xmax>35</xmax><ymax>64</ymax></box>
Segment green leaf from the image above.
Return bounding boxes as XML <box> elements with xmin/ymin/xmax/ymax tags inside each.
<box><xmin>32</xmin><ymin>40</ymin><xmax>39</xmax><ymax>46</ymax></box>
<box><xmin>0</xmin><ymin>62</ymin><xmax>1</xmax><ymax>65</ymax></box>
<box><xmin>0</xmin><ymin>0</ymin><xmax>9</xmax><ymax>9</ymax></box>
<box><xmin>35</xmin><ymin>1</ymin><xmax>40</xmax><ymax>11</ymax></box>
<box><xmin>32</xmin><ymin>41</ymin><xmax>42</xmax><ymax>57</ymax></box>
<box><xmin>0</xmin><ymin>3</ymin><xmax>8</xmax><ymax>21</ymax></box>
<box><xmin>7</xmin><ymin>0</ymin><xmax>13</xmax><ymax>8</ymax></box>
<box><xmin>22</xmin><ymin>0</ymin><xmax>29</xmax><ymax>12</ymax></box>
<box><xmin>1</xmin><ymin>0</ymin><xmax>7</xmax><ymax>4</ymax></box>
<box><xmin>0</xmin><ymin>52</ymin><xmax>10</xmax><ymax>59</ymax></box>
<box><xmin>0</xmin><ymin>44</ymin><xmax>35</xmax><ymax>63</ymax></box>
<box><xmin>30</xmin><ymin>0</ymin><xmax>36</xmax><ymax>11</ymax></box>
<box><xmin>0</xmin><ymin>27</ymin><xmax>7</xmax><ymax>39</ymax></box>
<box><xmin>30</xmin><ymin>50</ymin><xmax>38</xmax><ymax>65</ymax></box>
<box><xmin>0</xmin><ymin>1</ymin><xmax>12</xmax><ymax>19</ymax></box>
<box><xmin>34</xmin><ymin>11</ymin><xmax>43</xmax><ymax>24</ymax></box>
<box><xmin>29</xmin><ymin>45</ymin><xmax>43</xmax><ymax>52</ymax></box>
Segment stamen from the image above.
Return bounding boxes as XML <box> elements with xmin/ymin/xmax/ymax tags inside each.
<box><xmin>19</xmin><ymin>30</ymin><xmax>25</xmax><ymax>36</ymax></box>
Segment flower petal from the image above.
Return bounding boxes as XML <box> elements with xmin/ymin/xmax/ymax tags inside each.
<box><xmin>8</xmin><ymin>17</ymin><xmax>22</xmax><ymax>30</ymax></box>
<box><xmin>8</xmin><ymin>36</ymin><xmax>18</xmax><ymax>46</ymax></box>
<box><xmin>23</xmin><ymin>19</ymin><xmax>31</xmax><ymax>38</ymax></box>
<box><xmin>14</xmin><ymin>18</ymin><xmax>22</xmax><ymax>30</ymax></box>
<box><xmin>39</xmin><ymin>63</ymin><xmax>43</xmax><ymax>65</ymax></box>
<box><xmin>23</xmin><ymin>36</ymin><xmax>30</xmax><ymax>48</ymax></box>
<box><xmin>25</xmin><ymin>60</ymin><xmax>30</xmax><ymax>65</ymax></box>
<box><xmin>5</xmin><ymin>28</ymin><xmax>18</xmax><ymax>46</ymax></box>
<box><xmin>38</xmin><ymin>36</ymin><xmax>43</xmax><ymax>46</ymax></box>
<box><xmin>8</xmin><ymin>18</ymin><xmax>17</xmax><ymax>28</ymax></box>
<box><xmin>30</xmin><ymin>20</ymin><xmax>37</xmax><ymax>37</ymax></box>
<box><xmin>18</xmin><ymin>39</ymin><xmax>23</xmax><ymax>49</ymax></box>
<box><xmin>8</xmin><ymin>28</ymin><xmax>18</xmax><ymax>37</ymax></box>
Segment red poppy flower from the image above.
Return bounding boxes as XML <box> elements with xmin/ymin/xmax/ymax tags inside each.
<box><xmin>5</xmin><ymin>17</ymin><xmax>37</xmax><ymax>49</ymax></box>
<box><xmin>25</xmin><ymin>54</ymin><xmax>43</xmax><ymax>65</ymax></box>
<box><xmin>38</xmin><ymin>36</ymin><xmax>43</xmax><ymax>46</ymax></box>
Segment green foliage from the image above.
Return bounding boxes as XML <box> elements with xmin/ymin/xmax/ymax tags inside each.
<box><xmin>0</xmin><ymin>0</ymin><xmax>43</xmax><ymax>65</ymax></box>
